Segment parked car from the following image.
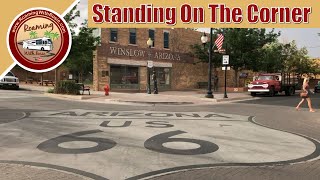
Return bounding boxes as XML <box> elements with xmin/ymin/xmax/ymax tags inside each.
<box><xmin>315</xmin><ymin>81</ymin><xmax>320</xmax><ymax>93</ymax></box>
<box><xmin>0</xmin><ymin>71</ymin><xmax>19</xmax><ymax>89</ymax></box>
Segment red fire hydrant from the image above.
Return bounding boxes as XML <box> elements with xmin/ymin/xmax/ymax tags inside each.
<box><xmin>104</xmin><ymin>84</ymin><xmax>110</xmax><ymax>96</ymax></box>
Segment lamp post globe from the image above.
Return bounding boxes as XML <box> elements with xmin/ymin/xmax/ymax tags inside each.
<box><xmin>201</xmin><ymin>32</ymin><xmax>208</xmax><ymax>44</ymax></box>
<box><xmin>147</xmin><ymin>38</ymin><xmax>153</xmax><ymax>47</ymax></box>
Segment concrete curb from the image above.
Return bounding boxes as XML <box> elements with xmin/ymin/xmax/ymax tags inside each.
<box><xmin>45</xmin><ymin>93</ymin><xmax>83</xmax><ymax>100</ymax></box>
<box><xmin>216</xmin><ymin>96</ymin><xmax>257</xmax><ymax>102</ymax></box>
<box><xmin>108</xmin><ymin>99</ymin><xmax>196</xmax><ymax>105</ymax></box>
<box><xmin>44</xmin><ymin>93</ymin><xmax>99</xmax><ymax>100</ymax></box>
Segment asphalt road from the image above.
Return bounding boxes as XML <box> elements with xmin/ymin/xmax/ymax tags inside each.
<box><xmin>0</xmin><ymin>89</ymin><xmax>319</xmax><ymax>180</ymax></box>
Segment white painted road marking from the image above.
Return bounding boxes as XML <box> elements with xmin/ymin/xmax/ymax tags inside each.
<box><xmin>0</xmin><ymin>109</ymin><xmax>317</xmax><ymax>180</ymax></box>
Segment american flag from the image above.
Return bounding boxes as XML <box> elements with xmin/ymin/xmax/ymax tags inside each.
<box><xmin>215</xmin><ymin>34</ymin><xmax>224</xmax><ymax>51</ymax></box>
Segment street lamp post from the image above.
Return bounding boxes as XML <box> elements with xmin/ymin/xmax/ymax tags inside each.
<box><xmin>152</xmin><ymin>70</ymin><xmax>158</xmax><ymax>94</ymax></box>
<box><xmin>146</xmin><ymin>38</ymin><xmax>153</xmax><ymax>94</ymax></box>
<box><xmin>201</xmin><ymin>29</ymin><xmax>214</xmax><ymax>98</ymax></box>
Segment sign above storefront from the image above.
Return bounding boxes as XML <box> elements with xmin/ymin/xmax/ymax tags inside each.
<box><xmin>101</xmin><ymin>44</ymin><xmax>194</xmax><ymax>63</ymax></box>
<box><xmin>109</xmin><ymin>46</ymin><xmax>181</xmax><ymax>61</ymax></box>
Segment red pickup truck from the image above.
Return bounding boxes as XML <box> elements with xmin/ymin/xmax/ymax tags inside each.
<box><xmin>248</xmin><ymin>73</ymin><xmax>298</xmax><ymax>97</ymax></box>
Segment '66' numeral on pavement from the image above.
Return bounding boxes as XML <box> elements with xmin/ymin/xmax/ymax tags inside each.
<box><xmin>37</xmin><ymin>130</ymin><xmax>219</xmax><ymax>155</ymax></box>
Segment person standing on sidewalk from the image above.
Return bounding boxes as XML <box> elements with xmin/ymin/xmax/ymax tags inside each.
<box><xmin>296</xmin><ymin>77</ymin><xmax>315</xmax><ymax>112</ymax></box>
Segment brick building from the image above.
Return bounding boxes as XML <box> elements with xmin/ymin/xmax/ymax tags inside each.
<box><xmin>93</xmin><ymin>28</ymin><xmax>217</xmax><ymax>91</ymax></box>
<box><xmin>11</xmin><ymin>28</ymin><xmax>255</xmax><ymax>92</ymax></box>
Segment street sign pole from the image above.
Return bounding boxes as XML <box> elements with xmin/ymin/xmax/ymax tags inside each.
<box><xmin>222</xmin><ymin>55</ymin><xmax>229</xmax><ymax>98</ymax></box>
<box><xmin>224</xmin><ymin>65</ymin><xmax>228</xmax><ymax>98</ymax></box>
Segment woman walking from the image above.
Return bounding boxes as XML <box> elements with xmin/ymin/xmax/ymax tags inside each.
<box><xmin>296</xmin><ymin>77</ymin><xmax>315</xmax><ymax>112</ymax></box>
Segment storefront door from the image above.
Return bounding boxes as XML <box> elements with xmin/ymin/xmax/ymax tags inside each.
<box><xmin>150</xmin><ymin>67</ymin><xmax>171</xmax><ymax>90</ymax></box>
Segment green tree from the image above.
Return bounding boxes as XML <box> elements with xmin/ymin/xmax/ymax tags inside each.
<box><xmin>279</xmin><ymin>41</ymin><xmax>312</xmax><ymax>75</ymax></box>
<box><xmin>51</xmin><ymin>32</ymin><xmax>60</xmax><ymax>40</ymax></box>
<box><xmin>53</xmin><ymin>4</ymin><xmax>81</xmax><ymax>93</ymax></box>
<box><xmin>29</xmin><ymin>31</ymin><xmax>38</xmax><ymax>39</ymax></box>
<box><xmin>259</xmin><ymin>41</ymin><xmax>284</xmax><ymax>73</ymax></box>
<box><xmin>44</xmin><ymin>30</ymin><xmax>52</xmax><ymax>38</ymax></box>
<box><xmin>64</xmin><ymin>5</ymin><xmax>80</xmax><ymax>35</ymax></box>
<box><xmin>190</xmin><ymin>28</ymin><xmax>280</xmax><ymax>86</ymax></box>
<box><xmin>63</xmin><ymin>4</ymin><xmax>100</xmax><ymax>83</ymax></box>
<box><xmin>310</xmin><ymin>60</ymin><xmax>320</xmax><ymax>76</ymax></box>
<box><xmin>64</xmin><ymin>20</ymin><xmax>100</xmax><ymax>82</ymax></box>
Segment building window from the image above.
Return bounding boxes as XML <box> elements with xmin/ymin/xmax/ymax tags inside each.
<box><xmin>100</xmin><ymin>71</ymin><xmax>109</xmax><ymax>77</ymax></box>
<box><xmin>148</xmin><ymin>29</ymin><xmax>155</xmax><ymax>47</ymax></box>
<box><xmin>129</xmin><ymin>28</ymin><xmax>136</xmax><ymax>44</ymax></box>
<box><xmin>110</xmin><ymin>28</ymin><xmax>117</xmax><ymax>42</ymax></box>
<box><xmin>164</xmin><ymin>32</ymin><xmax>169</xmax><ymax>49</ymax></box>
<box><xmin>110</xmin><ymin>65</ymin><xmax>139</xmax><ymax>89</ymax></box>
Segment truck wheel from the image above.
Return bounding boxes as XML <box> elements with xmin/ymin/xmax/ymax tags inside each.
<box><xmin>269</xmin><ymin>87</ymin><xmax>275</xmax><ymax>97</ymax></box>
<box><xmin>251</xmin><ymin>92</ymin><xmax>256</xmax><ymax>97</ymax></box>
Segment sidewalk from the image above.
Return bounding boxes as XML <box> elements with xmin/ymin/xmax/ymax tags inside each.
<box><xmin>20</xmin><ymin>84</ymin><xmax>256</xmax><ymax>105</ymax></box>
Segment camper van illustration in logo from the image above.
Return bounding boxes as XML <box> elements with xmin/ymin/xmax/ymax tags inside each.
<box><xmin>7</xmin><ymin>8</ymin><xmax>71</xmax><ymax>72</ymax></box>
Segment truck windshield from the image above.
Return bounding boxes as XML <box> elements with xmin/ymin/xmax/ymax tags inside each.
<box><xmin>257</xmin><ymin>76</ymin><xmax>273</xmax><ymax>80</ymax></box>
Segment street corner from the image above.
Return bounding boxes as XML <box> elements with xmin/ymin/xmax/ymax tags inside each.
<box><xmin>0</xmin><ymin>109</ymin><xmax>318</xmax><ymax>179</ymax></box>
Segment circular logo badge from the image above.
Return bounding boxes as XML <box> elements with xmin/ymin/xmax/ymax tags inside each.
<box><xmin>7</xmin><ymin>7</ymin><xmax>71</xmax><ymax>73</ymax></box>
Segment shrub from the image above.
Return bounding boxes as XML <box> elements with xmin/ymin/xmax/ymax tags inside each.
<box><xmin>47</xmin><ymin>88</ymin><xmax>54</xmax><ymax>93</ymax></box>
<box><xmin>55</xmin><ymin>80</ymin><xmax>80</xmax><ymax>95</ymax></box>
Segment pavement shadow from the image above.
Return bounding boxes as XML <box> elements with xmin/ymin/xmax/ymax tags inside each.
<box><xmin>0</xmin><ymin>88</ymin><xmax>33</xmax><ymax>92</ymax></box>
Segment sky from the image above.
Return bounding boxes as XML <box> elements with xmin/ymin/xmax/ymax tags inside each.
<box><xmin>74</xmin><ymin>0</ymin><xmax>320</xmax><ymax>58</ymax></box>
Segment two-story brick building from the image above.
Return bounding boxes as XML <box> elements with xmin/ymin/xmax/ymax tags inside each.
<box><xmin>11</xmin><ymin>28</ymin><xmax>254</xmax><ymax>92</ymax></box>
<box><xmin>93</xmin><ymin>28</ymin><xmax>211</xmax><ymax>91</ymax></box>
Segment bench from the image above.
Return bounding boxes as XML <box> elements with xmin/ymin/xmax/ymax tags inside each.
<box><xmin>25</xmin><ymin>77</ymin><xmax>35</xmax><ymax>84</ymax></box>
<box><xmin>77</xmin><ymin>83</ymin><xmax>91</xmax><ymax>95</ymax></box>
<box><xmin>41</xmin><ymin>80</ymin><xmax>55</xmax><ymax>86</ymax></box>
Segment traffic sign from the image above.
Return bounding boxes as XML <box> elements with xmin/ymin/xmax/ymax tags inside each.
<box><xmin>222</xmin><ymin>55</ymin><xmax>229</xmax><ymax>65</ymax></box>
<box><xmin>147</xmin><ymin>61</ymin><xmax>153</xmax><ymax>68</ymax></box>
<box><xmin>222</xmin><ymin>66</ymin><xmax>231</xmax><ymax>70</ymax></box>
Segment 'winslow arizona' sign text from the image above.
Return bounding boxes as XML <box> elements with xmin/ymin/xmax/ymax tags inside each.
<box><xmin>109</xmin><ymin>46</ymin><xmax>181</xmax><ymax>61</ymax></box>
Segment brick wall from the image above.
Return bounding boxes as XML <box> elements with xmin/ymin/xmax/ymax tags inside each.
<box><xmin>171</xmin><ymin>62</ymin><xmax>208</xmax><ymax>89</ymax></box>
